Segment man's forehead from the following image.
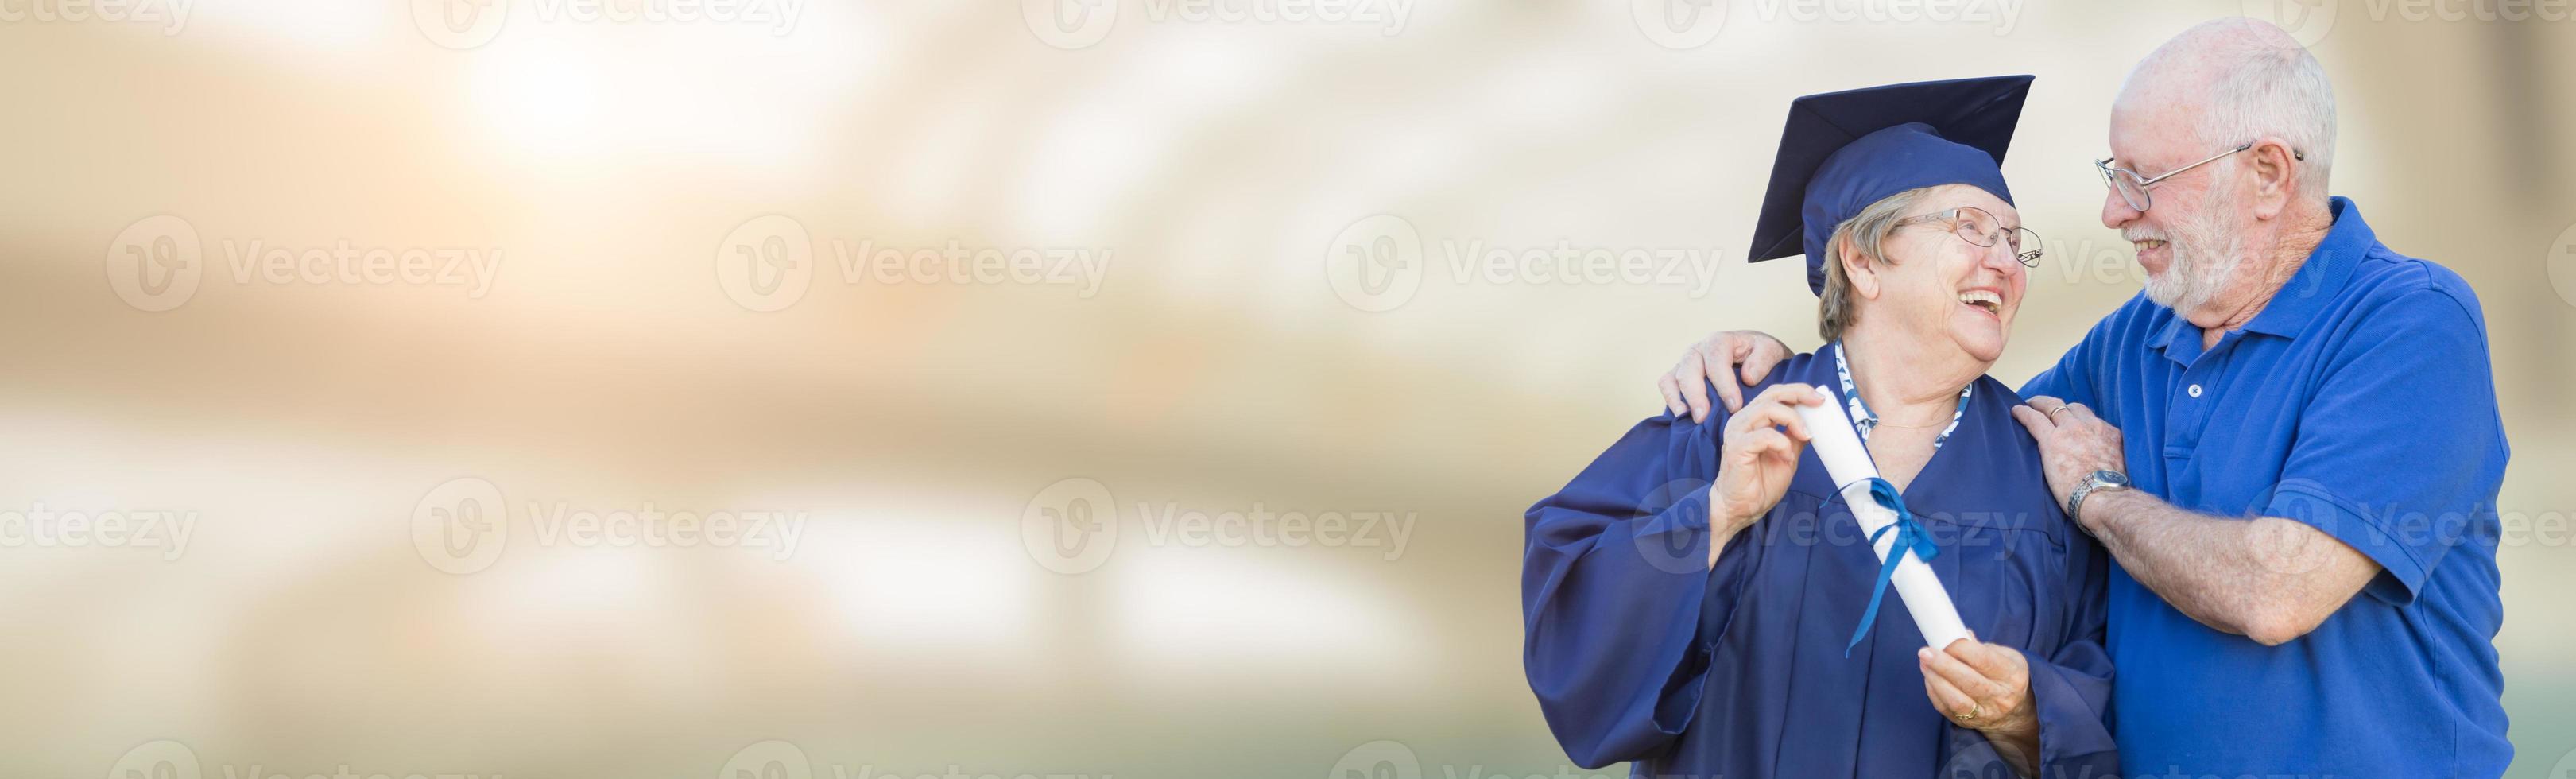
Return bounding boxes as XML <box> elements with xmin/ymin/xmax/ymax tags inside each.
<box><xmin>2105</xmin><ymin>94</ymin><xmax>2195</xmax><ymax>165</ymax></box>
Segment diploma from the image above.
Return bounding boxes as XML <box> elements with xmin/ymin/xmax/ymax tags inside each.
<box><xmin>1792</xmin><ymin>385</ymin><xmax>1974</xmax><ymax>649</ymax></box>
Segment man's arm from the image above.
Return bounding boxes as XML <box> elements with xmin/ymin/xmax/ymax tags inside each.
<box><xmin>2012</xmin><ymin>289</ymin><xmax>2508</xmax><ymax>645</ymax></box>
<box><xmin>2009</xmin><ymin>398</ymin><xmax>2380</xmax><ymax>645</ymax></box>
<box><xmin>1658</xmin><ymin>316</ymin><xmax>2106</xmax><ymax>424</ymax></box>
<box><xmin>2072</xmin><ymin>488</ymin><xmax>2378</xmax><ymax>645</ymax></box>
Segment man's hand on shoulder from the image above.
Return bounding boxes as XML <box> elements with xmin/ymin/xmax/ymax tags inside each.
<box><xmin>1657</xmin><ymin>331</ymin><xmax>1795</xmax><ymax>423</ymax></box>
<box><xmin>2009</xmin><ymin>395</ymin><xmax>2129</xmax><ymax>530</ymax></box>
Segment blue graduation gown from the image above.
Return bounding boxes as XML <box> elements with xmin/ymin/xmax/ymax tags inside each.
<box><xmin>1522</xmin><ymin>351</ymin><xmax>2117</xmax><ymax>777</ymax></box>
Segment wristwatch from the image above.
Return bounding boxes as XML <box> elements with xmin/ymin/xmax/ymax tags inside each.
<box><xmin>2066</xmin><ymin>470</ymin><xmax>2131</xmax><ymax>523</ymax></box>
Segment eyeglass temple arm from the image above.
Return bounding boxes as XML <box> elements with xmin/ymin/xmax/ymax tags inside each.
<box><xmin>2108</xmin><ymin>141</ymin><xmax>2306</xmax><ymax>186</ymax></box>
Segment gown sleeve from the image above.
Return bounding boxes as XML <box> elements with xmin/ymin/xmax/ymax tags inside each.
<box><xmin>1521</xmin><ymin>399</ymin><xmax>1742</xmax><ymax>769</ymax></box>
<box><xmin>2018</xmin><ymin>532</ymin><xmax>2119</xmax><ymax>773</ymax></box>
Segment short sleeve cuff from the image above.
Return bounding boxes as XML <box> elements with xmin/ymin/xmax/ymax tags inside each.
<box><xmin>2267</xmin><ymin>482</ymin><xmax>2429</xmax><ymax>605</ymax></box>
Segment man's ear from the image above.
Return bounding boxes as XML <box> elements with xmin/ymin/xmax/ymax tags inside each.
<box><xmin>2245</xmin><ymin>135</ymin><xmax>2299</xmax><ymax>220</ymax></box>
<box><xmin>1840</xmin><ymin>238</ymin><xmax>1881</xmax><ymax>301</ymax></box>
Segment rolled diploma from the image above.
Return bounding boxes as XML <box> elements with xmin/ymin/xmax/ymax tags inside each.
<box><xmin>1789</xmin><ymin>385</ymin><xmax>1974</xmax><ymax>649</ymax></box>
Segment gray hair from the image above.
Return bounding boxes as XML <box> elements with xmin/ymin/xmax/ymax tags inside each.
<box><xmin>1816</xmin><ymin>186</ymin><xmax>1937</xmax><ymax>342</ymax></box>
<box><xmin>2129</xmin><ymin>18</ymin><xmax>2338</xmax><ymax>203</ymax></box>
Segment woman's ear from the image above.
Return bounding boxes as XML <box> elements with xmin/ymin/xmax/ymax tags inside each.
<box><xmin>1839</xmin><ymin>238</ymin><xmax>1881</xmax><ymax>301</ymax></box>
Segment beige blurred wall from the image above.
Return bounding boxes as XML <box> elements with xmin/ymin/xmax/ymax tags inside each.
<box><xmin>1</xmin><ymin>2</ymin><xmax>2572</xmax><ymax>777</ymax></box>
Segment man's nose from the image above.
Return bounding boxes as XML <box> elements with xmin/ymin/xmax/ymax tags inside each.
<box><xmin>2101</xmin><ymin>188</ymin><xmax>2142</xmax><ymax>229</ymax></box>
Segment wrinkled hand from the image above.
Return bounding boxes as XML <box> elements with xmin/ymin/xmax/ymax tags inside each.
<box><xmin>1919</xmin><ymin>638</ymin><xmax>2036</xmax><ymax>738</ymax></box>
<box><xmin>1659</xmin><ymin>330</ymin><xmax>1795</xmax><ymax>423</ymax></box>
<box><xmin>2009</xmin><ymin>396</ymin><xmax>2127</xmax><ymax>531</ymax></box>
<box><xmin>1708</xmin><ymin>383</ymin><xmax>1822</xmax><ymax>567</ymax></box>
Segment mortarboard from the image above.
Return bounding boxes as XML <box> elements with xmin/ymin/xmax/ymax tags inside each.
<box><xmin>1747</xmin><ymin>76</ymin><xmax>2034</xmax><ymax>296</ymax></box>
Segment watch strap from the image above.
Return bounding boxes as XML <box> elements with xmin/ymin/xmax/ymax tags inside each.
<box><xmin>2067</xmin><ymin>472</ymin><xmax>2125</xmax><ymax>522</ymax></box>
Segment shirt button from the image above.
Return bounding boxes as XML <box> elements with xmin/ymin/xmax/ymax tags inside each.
<box><xmin>2187</xmin><ymin>384</ymin><xmax>2204</xmax><ymax>398</ymax></box>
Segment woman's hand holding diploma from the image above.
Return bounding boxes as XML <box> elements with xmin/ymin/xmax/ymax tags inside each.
<box><xmin>1708</xmin><ymin>383</ymin><xmax>1825</xmax><ymax>568</ymax></box>
<box><xmin>1922</xmin><ymin>637</ymin><xmax>2041</xmax><ymax>777</ymax></box>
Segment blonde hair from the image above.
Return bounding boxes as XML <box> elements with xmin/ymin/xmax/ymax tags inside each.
<box><xmin>1816</xmin><ymin>186</ymin><xmax>1937</xmax><ymax>342</ymax></box>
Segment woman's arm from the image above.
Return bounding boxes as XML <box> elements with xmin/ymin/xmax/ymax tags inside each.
<box><xmin>1520</xmin><ymin>383</ymin><xmax>1820</xmax><ymax>768</ymax></box>
<box><xmin>1521</xmin><ymin>409</ymin><xmax>1730</xmax><ymax>768</ymax></box>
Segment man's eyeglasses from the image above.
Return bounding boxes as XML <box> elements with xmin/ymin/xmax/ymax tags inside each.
<box><xmin>2095</xmin><ymin>141</ymin><xmax>2304</xmax><ymax>212</ymax></box>
<box><xmin>1892</xmin><ymin>205</ymin><xmax>2042</xmax><ymax>267</ymax></box>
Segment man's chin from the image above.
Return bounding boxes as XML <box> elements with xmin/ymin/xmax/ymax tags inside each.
<box><xmin>2143</xmin><ymin>273</ymin><xmax>2187</xmax><ymax>307</ymax></box>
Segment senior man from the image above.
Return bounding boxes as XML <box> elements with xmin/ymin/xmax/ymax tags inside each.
<box><xmin>1655</xmin><ymin>18</ymin><xmax>2510</xmax><ymax>777</ymax></box>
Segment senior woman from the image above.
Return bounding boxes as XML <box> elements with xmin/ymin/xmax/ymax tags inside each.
<box><xmin>1520</xmin><ymin>76</ymin><xmax>2116</xmax><ymax>779</ymax></box>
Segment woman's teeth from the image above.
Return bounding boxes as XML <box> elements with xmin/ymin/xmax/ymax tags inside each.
<box><xmin>1957</xmin><ymin>289</ymin><xmax>2001</xmax><ymax>314</ymax></box>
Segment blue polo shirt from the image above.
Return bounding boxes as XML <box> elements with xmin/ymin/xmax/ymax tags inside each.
<box><xmin>2020</xmin><ymin>197</ymin><xmax>2511</xmax><ymax>777</ymax></box>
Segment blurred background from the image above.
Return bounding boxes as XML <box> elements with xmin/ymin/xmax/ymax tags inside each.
<box><xmin>2</xmin><ymin>1</ymin><xmax>2573</xmax><ymax>777</ymax></box>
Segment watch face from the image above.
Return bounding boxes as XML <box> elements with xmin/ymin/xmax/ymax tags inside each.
<box><xmin>2094</xmin><ymin>470</ymin><xmax>2129</xmax><ymax>487</ymax></box>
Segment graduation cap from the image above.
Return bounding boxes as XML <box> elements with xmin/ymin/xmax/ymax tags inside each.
<box><xmin>1747</xmin><ymin>76</ymin><xmax>2035</xmax><ymax>296</ymax></box>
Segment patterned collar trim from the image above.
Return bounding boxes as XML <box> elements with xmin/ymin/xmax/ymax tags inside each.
<box><xmin>1830</xmin><ymin>340</ymin><xmax>1973</xmax><ymax>448</ymax></box>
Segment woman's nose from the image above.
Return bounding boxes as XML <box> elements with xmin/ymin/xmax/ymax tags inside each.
<box><xmin>1978</xmin><ymin>235</ymin><xmax>2021</xmax><ymax>273</ymax></box>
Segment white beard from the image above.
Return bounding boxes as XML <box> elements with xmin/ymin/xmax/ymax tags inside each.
<box><xmin>2141</xmin><ymin>196</ymin><xmax>2247</xmax><ymax>312</ymax></box>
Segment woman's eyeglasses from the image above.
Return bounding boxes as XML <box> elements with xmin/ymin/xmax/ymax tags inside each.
<box><xmin>1892</xmin><ymin>205</ymin><xmax>2042</xmax><ymax>267</ymax></box>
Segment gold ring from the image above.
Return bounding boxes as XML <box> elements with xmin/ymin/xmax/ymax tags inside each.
<box><xmin>2047</xmin><ymin>406</ymin><xmax>2074</xmax><ymax>419</ymax></box>
<box><xmin>1963</xmin><ymin>701</ymin><xmax>1982</xmax><ymax>723</ymax></box>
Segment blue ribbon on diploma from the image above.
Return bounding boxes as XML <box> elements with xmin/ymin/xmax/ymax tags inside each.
<box><xmin>1843</xmin><ymin>477</ymin><xmax>1938</xmax><ymax>657</ymax></box>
